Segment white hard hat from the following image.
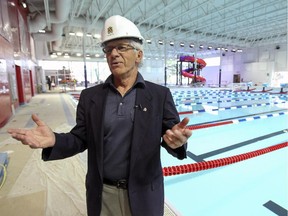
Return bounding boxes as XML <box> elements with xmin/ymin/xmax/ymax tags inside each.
<box><xmin>101</xmin><ymin>15</ymin><xmax>144</xmax><ymax>45</ymax></box>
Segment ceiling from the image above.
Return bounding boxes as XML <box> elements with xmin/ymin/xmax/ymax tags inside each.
<box><xmin>26</xmin><ymin>0</ymin><xmax>288</xmax><ymax>61</ymax></box>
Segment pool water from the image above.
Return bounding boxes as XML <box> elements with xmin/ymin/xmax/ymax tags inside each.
<box><xmin>162</xmin><ymin>88</ymin><xmax>288</xmax><ymax>216</ymax></box>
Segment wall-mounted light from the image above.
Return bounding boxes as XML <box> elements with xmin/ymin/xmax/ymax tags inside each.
<box><xmin>180</xmin><ymin>42</ymin><xmax>184</xmax><ymax>47</ymax></box>
<box><xmin>146</xmin><ymin>39</ymin><xmax>152</xmax><ymax>44</ymax></box>
<box><xmin>207</xmin><ymin>46</ymin><xmax>212</xmax><ymax>50</ymax></box>
<box><xmin>158</xmin><ymin>40</ymin><xmax>163</xmax><ymax>45</ymax></box>
<box><xmin>189</xmin><ymin>44</ymin><xmax>194</xmax><ymax>48</ymax></box>
<box><xmin>169</xmin><ymin>41</ymin><xmax>174</xmax><ymax>46</ymax></box>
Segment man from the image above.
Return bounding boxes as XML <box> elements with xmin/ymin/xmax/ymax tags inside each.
<box><xmin>8</xmin><ymin>15</ymin><xmax>192</xmax><ymax>216</ymax></box>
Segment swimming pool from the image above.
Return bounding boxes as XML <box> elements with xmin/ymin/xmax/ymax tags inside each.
<box><xmin>162</xmin><ymin>88</ymin><xmax>288</xmax><ymax>216</ymax></box>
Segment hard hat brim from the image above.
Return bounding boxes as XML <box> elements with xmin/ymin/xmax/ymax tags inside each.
<box><xmin>101</xmin><ymin>36</ymin><xmax>144</xmax><ymax>46</ymax></box>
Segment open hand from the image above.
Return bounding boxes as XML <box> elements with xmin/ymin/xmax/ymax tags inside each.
<box><xmin>7</xmin><ymin>114</ymin><xmax>55</xmax><ymax>149</ymax></box>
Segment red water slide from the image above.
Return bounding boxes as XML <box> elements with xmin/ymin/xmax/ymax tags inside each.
<box><xmin>180</xmin><ymin>56</ymin><xmax>207</xmax><ymax>82</ymax></box>
<box><xmin>182</xmin><ymin>70</ymin><xmax>206</xmax><ymax>82</ymax></box>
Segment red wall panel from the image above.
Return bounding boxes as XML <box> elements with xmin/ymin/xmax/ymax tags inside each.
<box><xmin>15</xmin><ymin>65</ymin><xmax>32</xmax><ymax>104</ymax></box>
<box><xmin>0</xmin><ymin>0</ymin><xmax>34</xmax><ymax>128</ymax></box>
<box><xmin>0</xmin><ymin>37</ymin><xmax>14</xmax><ymax>127</ymax></box>
<box><xmin>15</xmin><ymin>65</ymin><xmax>24</xmax><ymax>104</ymax></box>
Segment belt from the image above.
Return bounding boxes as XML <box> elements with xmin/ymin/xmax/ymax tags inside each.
<box><xmin>103</xmin><ymin>178</ymin><xmax>128</xmax><ymax>189</ymax></box>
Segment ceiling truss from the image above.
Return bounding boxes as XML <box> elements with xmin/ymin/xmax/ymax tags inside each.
<box><xmin>26</xmin><ymin>0</ymin><xmax>287</xmax><ymax>60</ymax></box>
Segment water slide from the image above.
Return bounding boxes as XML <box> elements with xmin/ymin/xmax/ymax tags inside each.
<box><xmin>182</xmin><ymin>69</ymin><xmax>206</xmax><ymax>82</ymax></box>
<box><xmin>179</xmin><ymin>56</ymin><xmax>207</xmax><ymax>82</ymax></box>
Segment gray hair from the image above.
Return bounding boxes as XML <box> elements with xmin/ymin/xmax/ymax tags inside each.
<box><xmin>129</xmin><ymin>40</ymin><xmax>144</xmax><ymax>68</ymax></box>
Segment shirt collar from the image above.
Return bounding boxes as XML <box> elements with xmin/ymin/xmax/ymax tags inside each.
<box><xmin>103</xmin><ymin>72</ymin><xmax>146</xmax><ymax>89</ymax></box>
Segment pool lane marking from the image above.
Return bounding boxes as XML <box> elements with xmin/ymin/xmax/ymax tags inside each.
<box><xmin>191</xmin><ymin>129</ymin><xmax>288</xmax><ymax>161</ymax></box>
<box><xmin>178</xmin><ymin>100</ymin><xmax>286</xmax><ymax>113</ymax></box>
<box><xmin>172</xmin><ymin>91</ymin><xmax>268</xmax><ymax>97</ymax></box>
<box><xmin>263</xmin><ymin>200</ymin><xmax>288</xmax><ymax>216</ymax></box>
<box><xmin>182</xmin><ymin>109</ymin><xmax>288</xmax><ymax>126</ymax></box>
<box><xmin>213</xmin><ymin>101</ymin><xmax>287</xmax><ymax>112</ymax></box>
<box><xmin>177</xmin><ymin>96</ymin><xmax>272</xmax><ymax>105</ymax></box>
<box><xmin>233</xmin><ymin>111</ymin><xmax>287</xmax><ymax>123</ymax></box>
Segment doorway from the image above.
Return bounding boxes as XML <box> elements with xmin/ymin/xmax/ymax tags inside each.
<box><xmin>233</xmin><ymin>74</ymin><xmax>241</xmax><ymax>83</ymax></box>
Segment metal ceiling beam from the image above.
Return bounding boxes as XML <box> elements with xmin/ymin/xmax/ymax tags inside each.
<box><xmin>26</xmin><ymin>0</ymin><xmax>287</xmax><ymax>60</ymax></box>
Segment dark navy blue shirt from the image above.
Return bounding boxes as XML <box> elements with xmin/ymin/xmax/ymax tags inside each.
<box><xmin>103</xmin><ymin>73</ymin><xmax>145</xmax><ymax>180</ymax></box>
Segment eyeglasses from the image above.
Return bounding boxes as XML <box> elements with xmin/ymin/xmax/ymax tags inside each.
<box><xmin>102</xmin><ymin>44</ymin><xmax>138</xmax><ymax>54</ymax></box>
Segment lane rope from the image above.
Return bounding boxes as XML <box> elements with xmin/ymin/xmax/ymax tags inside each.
<box><xmin>163</xmin><ymin>142</ymin><xmax>287</xmax><ymax>176</ymax></box>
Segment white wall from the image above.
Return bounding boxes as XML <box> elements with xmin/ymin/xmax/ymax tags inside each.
<box><xmin>141</xmin><ymin>58</ymin><xmax>166</xmax><ymax>84</ymax></box>
<box><xmin>239</xmin><ymin>43</ymin><xmax>287</xmax><ymax>87</ymax></box>
<box><xmin>242</xmin><ymin>62</ymin><xmax>272</xmax><ymax>84</ymax></box>
<box><xmin>201</xmin><ymin>66</ymin><xmax>220</xmax><ymax>86</ymax></box>
<box><xmin>38</xmin><ymin>42</ymin><xmax>287</xmax><ymax>87</ymax></box>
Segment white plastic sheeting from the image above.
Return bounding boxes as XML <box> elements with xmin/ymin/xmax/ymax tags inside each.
<box><xmin>8</xmin><ymin>149</ymin><xmax>87</xmax><ymax>216</ymax></box>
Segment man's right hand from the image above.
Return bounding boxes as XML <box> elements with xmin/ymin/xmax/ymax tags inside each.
<box><xmin>7</xmin><ymin>114</ymin><xmax>56</xmax><ymax>149</ymax></box>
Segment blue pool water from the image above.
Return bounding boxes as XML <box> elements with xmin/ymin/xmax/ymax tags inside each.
<box><xmin>162</xmin><ymin>88</ymin><xmax>288</xmax><ymax>216</ymax></box>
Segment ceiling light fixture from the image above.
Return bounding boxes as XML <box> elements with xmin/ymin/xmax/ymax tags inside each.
<box><xmin>50</xmin><ymin>53</ymin><xmax>57</xmax><ymax>58</ymax></box>
<box><xmin>76</xmin><ymin>32</ymin><xmax>83</xmax><ymax>37</ymax></box>
<box><xmin>146</xmin><ymin>39</ymin><xmax>152</xmax><ymax>44</ymax></box>
<box><xmin>93</xmin><ymin>34</ymin><xmax>101</xmax><ymax>39</ymax></box>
